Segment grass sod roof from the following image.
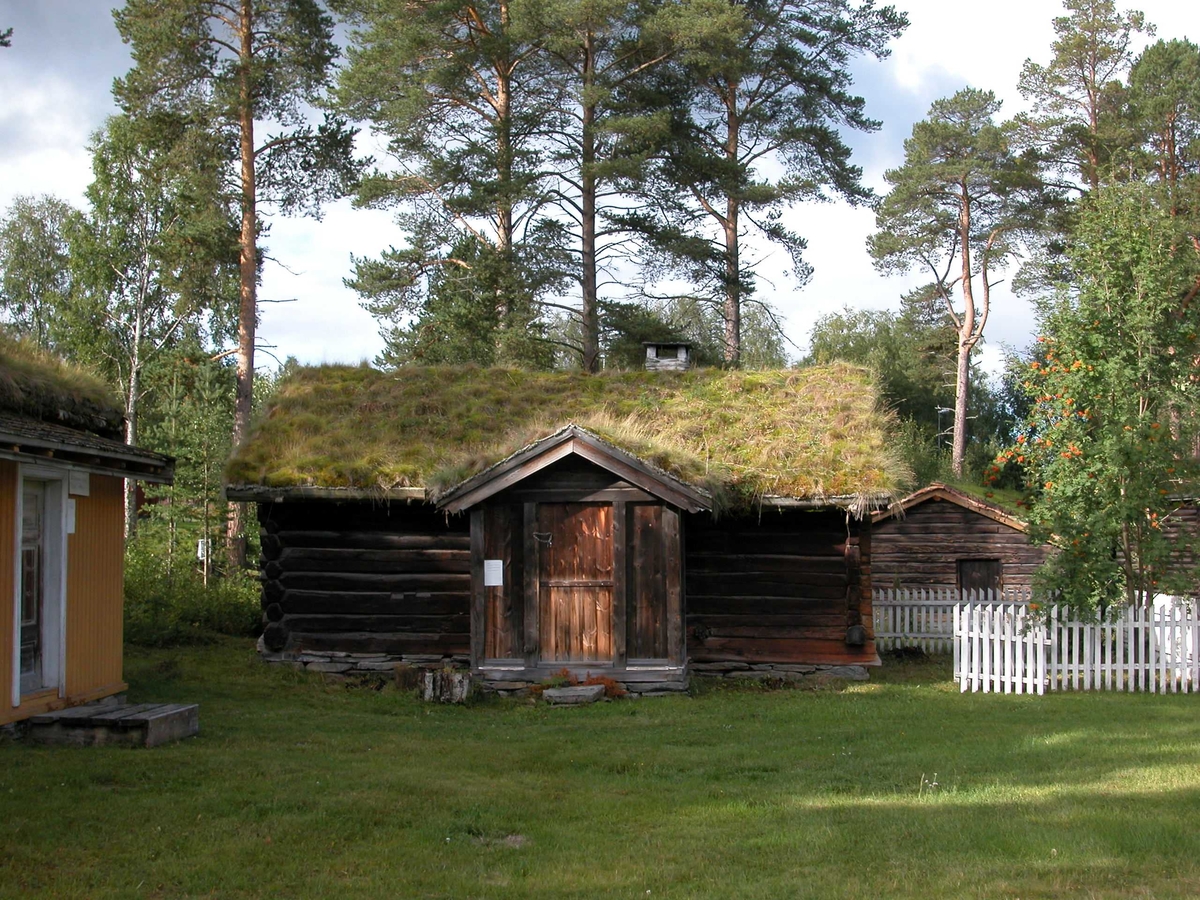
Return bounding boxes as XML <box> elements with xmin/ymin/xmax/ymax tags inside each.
<box><xmin>0</xmin><ymin>332</ymin><xmax>123</xmax><ymax>437</ymax></box>
<box><xmin>226</xmin><ymin>362</ymin><xmax>912</xmax><ymax>512</ymax></box>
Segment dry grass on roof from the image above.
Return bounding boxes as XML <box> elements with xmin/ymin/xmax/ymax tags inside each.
<box><xmin>0</xmin><ymin>332</ymin><xmax>122</xmax><ymax>435</ymax></box>
<box><xmin>226</xmin><ymin>362</ymin><xmax>912</xmax><ymax>507</ymax></box>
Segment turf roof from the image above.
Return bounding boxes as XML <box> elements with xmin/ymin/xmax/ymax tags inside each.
<box><xmin>0</xmin><ymin>333</ymin><xmax>123</xmax><ymax>437</ymax></box>
<box><xmin>226</xmin><ymin>362</ymin><xmax>911</xmax><ymax>511</ymax></box>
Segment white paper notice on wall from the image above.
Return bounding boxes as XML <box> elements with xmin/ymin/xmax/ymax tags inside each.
<box><xmin>483</xmin><ymin>559</ymin><xmax>504</xmax><ymax>587</ymax></box>
<box><xmin>68</xmin><ymin>470</ymin><xmax>90</xmax><ymax>496</ymax></box>
<box><xmin>66</xmin><ymin>499</ymin><xmax>77</xmax><ymax>535</ymax></box>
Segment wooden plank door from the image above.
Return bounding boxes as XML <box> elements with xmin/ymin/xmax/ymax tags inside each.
<box><xmin>959</xmin><ymin>558</ymin><xmax>1002</xmax><ymax>596</ymax></box>
<box><xmin>537</xmin><ymin>503</ymin><xmax>613</xmax><ymax>662</ymax></box>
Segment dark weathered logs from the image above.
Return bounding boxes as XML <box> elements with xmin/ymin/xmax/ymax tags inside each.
<box><xmin>277</xmin><ymin>572</ymin><xmax>470</xmax><ymax>592</ymax></box>
<box><xmin>276</xmin><ymin>547</ymin><xmax>469</xmax><ymax>574</ymax></box>
<box><xmin>684</xmin><ymin>508</ymin><xmax>874</xmax><ymax>665</ymax></box>
<box><xmin>278</xmin><ymin>614</ymin><xmax>469</xmax><ymax>633</ymax></box>
<box><xmin>279</xmin><ymin>590</ymin><xmax>468</xmax><ymax>617</ymax></box>
<box><xmin>272</xmin><ymin>531</ymin><xmax>468</xmax><ymax>551</ymax></box>
<box><xmin>252</xmin><ymin>500</ymin><xmax>473</xmax><ymax>659</ymax></box>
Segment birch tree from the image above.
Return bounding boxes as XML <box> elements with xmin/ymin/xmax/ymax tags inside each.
<box><xmin>0</xmin><ymin>196</ymin><xmax>79</xmax><ymax>350</ymax></box>
<box><xmin>71</xmin><ymin>116</ymin><xmax>238</xmax><ymax>536</ymax></box>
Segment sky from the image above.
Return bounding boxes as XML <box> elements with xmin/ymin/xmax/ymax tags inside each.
<box><xmin>0</xmin><ymin>0</ymin><xmax>1195</xmax><ymax>376</ymax></box>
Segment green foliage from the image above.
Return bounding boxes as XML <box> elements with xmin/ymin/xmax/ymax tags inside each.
<box><xmin>1011</xmin><ymin>182</ymin><xmax>1200</xmax><ymax>610</ymax></box>
<box><xmin>0</xmin><ymin>195</ymin><xmax>81</xmax><ymax>350</ymax></box>
<box><xmin>869</xmin><ymin>87</ymin><xmax>1048</xmax><ymax>475</ymax></box>
<box><xmin>113</xmin><ymin>0</ymin><xmax>360</xmax><ymax>219</ymax></box>
<box><xmin>597</xmin><ymin>297</ymin><xmax>786</xmax><ymax>370</ymax></box>
<box><xmin>1126</xmin><ymin>38</ymin><xmax>1200</xmax><ymax>206</ymax></box>
<box><xmin>124</xmin><ymin>532</ymin><xmax>261</xmax><ymax>646</ymax></box>
<box><xmin>356</xmin><ymin>234</ymin><xmax>557</xmax><ymax>370</ymax></box>
<box><xmin>335</xmin><ymin>0</ymin><xmax>567</xmax><ymax>367</ymax></box>
<box><xmin>805</xmin><ymin>294</ymin><xmax>1021</xmax><ymax>486</ymax></box>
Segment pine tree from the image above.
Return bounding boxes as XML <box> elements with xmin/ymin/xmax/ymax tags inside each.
<box><xmin>631</xmin><ymin>0</ymin><xmax>905</xmax><ymax>365</ymax></box>
<box><xmin>868</xmin><ymin>89</ymin><xmax>1047</xmax><ymax>478</ymax></box>
<box><xmin>113</xmin><ymin>0</ymin><xmax>360</xmax><ymax>563</ymax></box>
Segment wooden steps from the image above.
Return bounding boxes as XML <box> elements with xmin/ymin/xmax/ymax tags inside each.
<box><xmin>27</xmin><ymin>700</ymin><xmax>199</xmax><ymax>747</ymax></box>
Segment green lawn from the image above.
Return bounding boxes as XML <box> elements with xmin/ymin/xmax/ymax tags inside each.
<box><xmin>3</xmin><ymin>642</ymin><xmax>1200</xmax><ymax>899</ymax></box>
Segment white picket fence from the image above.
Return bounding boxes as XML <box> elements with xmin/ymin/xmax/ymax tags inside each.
<box><xmin>874</xmin><ymin>587</ymin><xmax>1032</xmax><ymax>654</ymax></box>
<box><xmin>953</xmin><ymin>600</ymin><xmax>1200</xmax><ymax>694</ymax></box>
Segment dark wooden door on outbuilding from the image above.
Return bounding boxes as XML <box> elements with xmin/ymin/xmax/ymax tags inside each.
<box><xmin>537</xmin><ymin>503</ymin><xmax>614</xmax><ymax>662</ymax></box>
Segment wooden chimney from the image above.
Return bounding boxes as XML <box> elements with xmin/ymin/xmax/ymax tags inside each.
<box><xmin>643</xmin><ymin>341</ymin><xmax>692</xmax><ymax>372</ymax></box>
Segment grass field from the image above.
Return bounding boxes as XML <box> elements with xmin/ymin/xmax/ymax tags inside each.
<box><xmin>3</xmin><ymin>642</ymin><xmax>1200</xmax><ymax>899</ymax></box>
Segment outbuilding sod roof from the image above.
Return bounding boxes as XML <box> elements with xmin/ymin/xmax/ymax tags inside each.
<box><xmin>0</xmin><ymin>333</ymin><xmax>123</xmax><ymax>437</ymax></box>
<box><xmin>225</xmin><ymin>362</ymin><xmax>911</xmax><ymax>512</ymax></box>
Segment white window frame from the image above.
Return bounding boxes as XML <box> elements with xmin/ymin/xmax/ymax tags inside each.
<box><xmin>11</xmin><ymin>465</ymin><xmax>69</xmax><ymax>707</ymax></box>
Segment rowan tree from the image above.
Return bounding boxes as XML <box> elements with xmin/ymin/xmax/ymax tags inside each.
<box><xmin>1012</xmin><ymin>182</ymin><xmax>1200</xmax><ymax>610</ymax></box>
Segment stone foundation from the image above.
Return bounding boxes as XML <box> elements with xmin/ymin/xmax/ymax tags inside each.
<box><xmin>479</xmin><ymin>677</ymin><xmax>689</xmax><ymax>699</ymax></box>
<box><xmin>689</xmin><ymin>662</ymin><xmax>870</xmax><ymax>684</ymax></box>
<box><xmin>257</xmin><ymin>641</ymin><xmax>868</xmax><ymax>691</ymax></box>
<box><xmin>256</xmin><ymin>637</ymin><xmax>467</xmax><ymax>676</ymax></box>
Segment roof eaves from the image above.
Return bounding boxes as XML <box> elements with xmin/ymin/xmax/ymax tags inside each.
<box><xmin>872</xmin><ymin>482</ymin><xmax>1028</xmax><ymax>532</ymax></box>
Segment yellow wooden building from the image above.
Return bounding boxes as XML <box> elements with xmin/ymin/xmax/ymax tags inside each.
<box><xmin>0</xmin><ymin>342</ymin><xmax>172</xmax><ymax>727</ymax></box>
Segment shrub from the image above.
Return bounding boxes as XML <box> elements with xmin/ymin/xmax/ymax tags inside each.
<box><xmin>124</xmin><ymin>535</ymin><xmax>260</xmax><ymax>647</ymax></box>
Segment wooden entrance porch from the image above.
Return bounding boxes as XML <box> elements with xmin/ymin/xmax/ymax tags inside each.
<box><xmin>436</xmin><ymin>426</ymin><xmax>708</xmax><ymax>693</ymax></box>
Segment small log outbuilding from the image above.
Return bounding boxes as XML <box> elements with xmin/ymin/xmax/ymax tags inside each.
<box><xmin>0</xmin><ymin>339</ymin><xmax>173</xmax><ymax>726</ymax></box>
<box><xmin>871</xmin><ymin>483</ymin><xmax>1048</xmax><ymax>595</ymax></box>
<box><xmin>226</xmin><ymin>358</ymin><xmax>906</xmax><ymax>692</ymax></box>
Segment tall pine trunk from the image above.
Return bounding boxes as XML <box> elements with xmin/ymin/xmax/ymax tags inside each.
<box><xmin>722</xmin><ymin>82</ymin><xmax>741</xmax><ymax>366</ymax></box>
<box><xmin>580</xmin><ymin>31</ymin><xmax>600</xmax><ymax>373</ymax></box>
<box><xmin>227</xmin><ymin>0</ymin><xmax>256</xmax><ymax>569</ymax></box>
<box><xmin>950</xmin><ymin>183</ymin><xmax>976</xmax><ymax>478</ymax></box>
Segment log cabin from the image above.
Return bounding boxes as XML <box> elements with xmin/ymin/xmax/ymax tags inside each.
<box><xmin>871</xmin><ymin>483</ymin><xmax>1048</xmax><ymax>595</ymax></box>
<box><xmin>0</xmin><ymin>338</ymin><xmax>172</xmax><ymax>727</ymax></box>
<box><xmin>226</xmin><ymin>351</ymin><xmax>908</xmax><ymax>692</ymax></box>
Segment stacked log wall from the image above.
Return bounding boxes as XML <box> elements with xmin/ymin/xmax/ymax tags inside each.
<box><xmin>257</xmin><ymin>501</ymin><xmax>470</xmax><ymax>665</ymax></box>
<box><xmin>872</xmin><ymin>500</ymin><xmax>1046</xmax><ymax>594</ymax></box>
<box><xmin>684</xmin><ymin>509</ymin><xmax>877</xmax><ymax>667</ymax></box>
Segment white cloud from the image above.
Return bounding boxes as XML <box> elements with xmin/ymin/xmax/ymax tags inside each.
<box><xmin>0</xmin><ymin>75</ymin><xmax>99</xmax><ymax>210</ymax></box>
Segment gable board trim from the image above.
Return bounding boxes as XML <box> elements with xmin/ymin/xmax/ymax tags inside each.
<box><xmin>437</xmin><ymin>426</ymin><xmax>711</xmax><ymax>514</ymax></box>
<box><xmin>872</xmin><ymin>483</ymin><xmax>1028</xmax><ymax>532</ymax></box>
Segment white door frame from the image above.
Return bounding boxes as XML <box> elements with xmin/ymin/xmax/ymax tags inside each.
<box><xmin>11</xmin><ymin>465</ymin><xmax>69</xmax><ymax>708</ymax></box>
